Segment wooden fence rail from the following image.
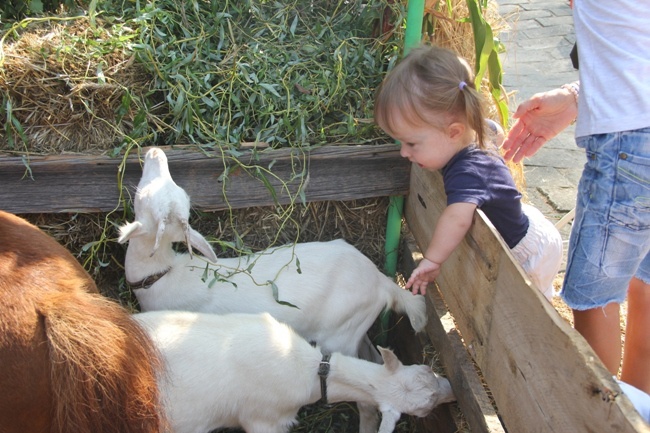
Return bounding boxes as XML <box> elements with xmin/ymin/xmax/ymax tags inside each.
<box><xmin>0</xmin><ymin>144</ymin><xmax>409</xmax><ymax>214</ymax></box>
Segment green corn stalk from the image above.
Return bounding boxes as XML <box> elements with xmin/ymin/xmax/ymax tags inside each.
<box><xmin>466</xmin><ymin>0</ymin><xmax>509</xmax><ymax>127</ymax></box>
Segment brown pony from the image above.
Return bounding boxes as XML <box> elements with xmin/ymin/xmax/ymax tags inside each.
<box><xmin>0</xmin><ymin>211</ymin><xmax>165</xmax><ymax>433</ymax></box>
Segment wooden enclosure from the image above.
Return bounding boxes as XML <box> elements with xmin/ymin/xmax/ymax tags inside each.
<box><xmin>1</xmin><ymin>147</ymin><xmax>648</xmax><ymax>432</ymax></box>
<box><xmin>398</xmin><ymin>165</ymin><xmax>650</xmax><ymax>433</ymax></box>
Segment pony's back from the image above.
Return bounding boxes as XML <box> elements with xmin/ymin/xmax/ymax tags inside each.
<box><xmin>0</xmin><ymin>211</ymin><xmax>165</xmax><ymax>433</ymax></box>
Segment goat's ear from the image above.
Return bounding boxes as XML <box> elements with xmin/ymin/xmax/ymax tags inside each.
<box><xmin>377</xmin><ymin>346</ymin><xmax>402</xmax><ymax>372</ymax></box>
<box><xmin>118</xmin><ymin>221</ymin><xmax>145</xmax><ymax>244</ymax></box>
<box><xmin>188</xmin><ymin>227</ymin><xmax>218</xmax><ymax>263</ymax></box>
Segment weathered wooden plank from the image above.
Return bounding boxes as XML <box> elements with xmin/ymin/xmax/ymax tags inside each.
<box><xmin>405</xmin><ymin>165</ymin><xmax>649</xmax><ymax>433</ymax></box>
<box><xmin>400</xmin><ymin>234</ymin><xmax>506</xmax><ymax>433</ymax></box>
<box><xmin>0</xmin><ymin>144</ymin><xmax>409</xmax><ymax>214</ymax></box>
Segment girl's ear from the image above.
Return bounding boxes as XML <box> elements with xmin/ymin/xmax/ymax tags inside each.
<box><xmin>447</xmin><ymin>122</ymin><xmax>466</xmax><ymax>141</ymax></box>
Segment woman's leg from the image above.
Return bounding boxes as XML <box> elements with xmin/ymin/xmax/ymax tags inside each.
<box><xmin>573</xmin><ymin>302</ymin><xmax>621</xmax><ymax>375</ymax></box>
<box><xmin>621</xmin><ymin>277</ymin><xmax>650</xmax><ymax>394</ymax></box>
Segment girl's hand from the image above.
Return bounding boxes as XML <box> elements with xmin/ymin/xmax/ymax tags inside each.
<box><xmin>405</xmin><ymin>258</ymin><xmax>441</xmax><ymax>295</ymax></box>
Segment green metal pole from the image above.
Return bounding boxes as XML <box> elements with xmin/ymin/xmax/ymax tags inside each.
<box><xmin>383</xmin><ymin>0</ymin><xmax>425</xmax><ymax>277</ymax></box>
<box><xmin>403</xmin><ymin>0</ymin><xmax>426</xmax><ymax>54</ymax></box>
<box><xmin>379</xmin><ymin>0</ymin><xmax>425</xmax><ymax>343</ymax></box>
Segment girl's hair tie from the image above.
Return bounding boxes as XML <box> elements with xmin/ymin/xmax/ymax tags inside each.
<box><xmin>459</xmin><ymin>81</ymin><xmax>467</xmax><ymax>91</ymax></box>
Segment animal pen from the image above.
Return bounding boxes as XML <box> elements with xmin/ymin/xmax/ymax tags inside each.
<box><xmin>1</xmin><ymin>0</ymin><xmax>648</xmax><ymax>432</ymax></box>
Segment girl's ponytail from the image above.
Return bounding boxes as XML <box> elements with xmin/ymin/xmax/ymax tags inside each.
<box><xmin>458</xmin><ymin>80</ymin><xmax>487</xmax><ymax>149</ymax></box>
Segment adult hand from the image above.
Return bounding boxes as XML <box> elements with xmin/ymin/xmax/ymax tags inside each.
<box><xmin>502</xmin><ymin>86</ymin><xmax>578</xmax><ymax>163</ymax></box>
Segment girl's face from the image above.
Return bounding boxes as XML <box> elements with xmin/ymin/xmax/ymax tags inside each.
<box><xmin>384</xmin><ymin>110</ymin><xmax>464</xmax><ymax>171</ymax></box>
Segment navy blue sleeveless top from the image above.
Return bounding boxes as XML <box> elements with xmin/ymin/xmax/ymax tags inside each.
<box><xmin>442</xmin><ymin>146</ymin><xmax>528</xmax><ymax>248</ymax></box>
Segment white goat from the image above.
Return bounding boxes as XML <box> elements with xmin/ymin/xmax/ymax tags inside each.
<box><xmin>135</xmin><ymin>310</ymin><xmax>455</xmax><ymax>433</ymax></box>
<box><xmin>118</xmin><ymin>147</ymin><xmax>429</xmax><ymax>432</ymax></box>
<box><xmin>119</xmin><ymin>147</ymin><xmax>427</xmax><ymax>355</ymax></box>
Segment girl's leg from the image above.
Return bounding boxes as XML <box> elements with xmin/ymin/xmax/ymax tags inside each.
<box><xmin>573</xmin><ymin>303</ymin><xmax>621</xmax><ymax>375</ymax></box>
<box><xmin>621</xmin><ymin>277</ymin><xmax>650</xmax><ymax>394</ymax></box>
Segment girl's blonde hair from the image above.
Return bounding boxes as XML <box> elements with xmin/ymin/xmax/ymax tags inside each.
<box><xmin>374</xmin><ymin>44</ymin><xmax>488</xmax><ymax>149</ymax></box>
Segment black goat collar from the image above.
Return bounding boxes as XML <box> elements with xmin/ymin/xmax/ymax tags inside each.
<box><xmin>126</xmin><ymin>268</ymin><xmax>170</xmax><ymax>290</ymax></box>
<box><xmin>318</xmin><ymin>352</ymin><xmax>332</xmax><ymax>404</ymax></box>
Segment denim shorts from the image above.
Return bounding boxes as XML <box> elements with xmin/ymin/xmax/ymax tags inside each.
<box><xmin>561</xmin><ymin>127</ymin><xmax>650</xmax><ymax>310</ymax></box>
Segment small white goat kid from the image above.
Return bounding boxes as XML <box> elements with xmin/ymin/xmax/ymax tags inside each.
<box><xmin>135</xmin><ymin>310</ymin><xmax>455</xmax><ymax>433</ymax></box>
<box><xmin>118</xmin><ymin>147</ymin><xmax>429</xmax><ymax>432</ymax></box>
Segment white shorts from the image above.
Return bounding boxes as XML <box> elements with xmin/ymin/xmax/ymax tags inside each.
<box><xmin>511</xmin><ymin>204</ymin><xmax>563</xmax><ymax>301</ymax></box>
<box><xmin>616</xmin><ymin>378</ymin><xmax>650</xmax><ymax>423</ymax></box>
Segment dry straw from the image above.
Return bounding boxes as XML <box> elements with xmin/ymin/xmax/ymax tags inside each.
<box><xmin>0</xmin><ymin>17</ymin><xmax>163</xmax><ymax>154</ymax></box>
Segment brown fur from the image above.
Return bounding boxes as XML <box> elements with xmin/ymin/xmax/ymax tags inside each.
<box><xmin>0</xmin><ymin>211</ymin><xmax>165</xmax><ymax>433</ymax></box>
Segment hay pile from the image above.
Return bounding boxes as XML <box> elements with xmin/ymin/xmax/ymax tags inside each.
<box><xmin>0</xmin><ymin>0</ymin><xmax>508</xmax><ymax>154</ymax></box>
<box><xmin>1</xmin><ymin>0</ymin><xmax>401</xmax><ymax>154</ymax></box>
<box><xmin>0</xmin><ymin>17</ymin><xmax>161</xmax><ymax>154</ymax></box>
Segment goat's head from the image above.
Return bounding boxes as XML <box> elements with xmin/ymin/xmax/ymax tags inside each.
<box><xmin>376</xmin><ymin>346</ymin><xmax>456</xmax><ymax>430</ymax></box>
<box><xmin>118</xmin><ymin>147</ymin><xmax>218</xmax><ymax>263</ymax></box>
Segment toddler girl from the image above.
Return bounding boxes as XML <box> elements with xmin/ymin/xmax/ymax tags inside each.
<box><xmin>374</xmin><ymin>45</ymin><xmax>562</xmax><ymax>301</ymax></box>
